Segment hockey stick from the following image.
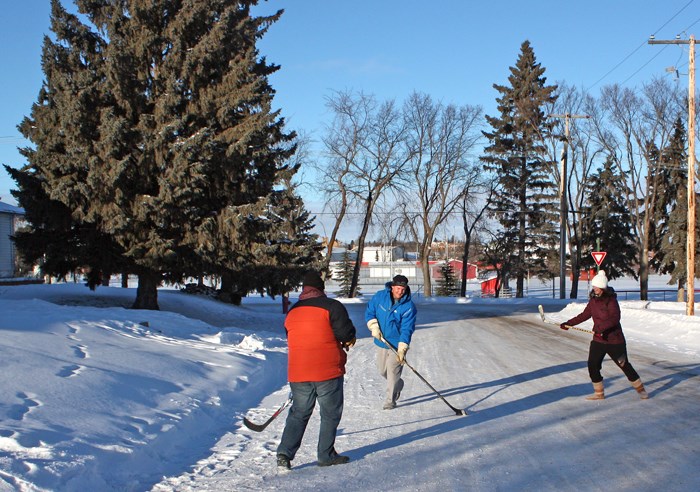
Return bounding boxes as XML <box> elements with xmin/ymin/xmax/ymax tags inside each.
<box><xmin>380</xmin><ymin>336</ymin><xmax>468</xmax><ymax>416</ymax></box>
<box><xmin>242</xmin><ymin>394</ymin><xmax>293</xmax><ymax>432</ymax></box>
<box><xmin>537</xmin><ymin>305</ymin><xmax>593</xmax><ymax>334</ymax></box>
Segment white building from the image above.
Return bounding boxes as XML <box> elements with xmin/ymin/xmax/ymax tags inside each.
<box><xmin>0</xmin><ymin>200</ymin><xmax>24</xmax><ymax>278</ymax></box>
<box><xmin>361</xmin><ymin>245</ymin><xmax>405</xmax><ymax>263</ymax></box>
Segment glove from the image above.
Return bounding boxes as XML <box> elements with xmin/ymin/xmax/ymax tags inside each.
<box><xmin>560</xmin><ymin>323</ymin><xmax>570</xmax><ymax>331</ymax></box>
<box><xmin>397</xmin><ymin>342</ymin><xmax>409</xmax><ymax>364</ymax></box>
<box><xmin>341</xmin><ymin>337</ymin><xmax>356</xmax><ymax>351</ymax></box>
<box><xmin>367</xmin><ymin>319</ymin><xmax>382</xmax><ymax>340</ymax></box>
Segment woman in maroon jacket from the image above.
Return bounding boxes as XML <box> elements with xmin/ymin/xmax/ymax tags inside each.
<box><xmin>562</xmin><ymin>270</ymin><xmax>648</xmax><ymax>400</ymax></box>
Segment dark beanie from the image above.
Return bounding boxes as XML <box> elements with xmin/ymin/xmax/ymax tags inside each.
<box><xmin>303</xmin><ymin>271</ymin><xmax>325</xmax><ymax>291</ymax></box>
<box><xmin>392</xmin><ymin>274</ymin><xmax>409</xmax><ymax>287</ymax></box>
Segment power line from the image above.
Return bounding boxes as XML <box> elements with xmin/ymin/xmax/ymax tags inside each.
<box><xmin>620</xmin><ymin>45</ymin><xmax>670</xmax><ymax>85</ymax></box>
<box><xmin>586</xmin><ymin>0</ymin><xmax>696</xmax><ymax>91</ymax></box>
<box><xmin>682</xmin><ymin>14</ymin><xmax>700</xmax><ymax>32</ymax></box>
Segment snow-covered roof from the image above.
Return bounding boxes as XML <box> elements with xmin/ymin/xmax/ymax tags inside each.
<box><xmin>0</xmin><ymin>200</ymin><xmax>24</xmax><ymax>215</ymax></box>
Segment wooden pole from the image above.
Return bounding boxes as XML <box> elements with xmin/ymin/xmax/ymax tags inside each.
<box><xmin>547</xmin><ymin>113</ymin><xmax>589</xmax><ymax>299</ymax></box>
<box><xmin>688</xmin><ymin>35</ymin><xmax>696</xmax><ymax>315</ymax></box>
<box><xmin>560</xmin><ymin>123</ymin><xmax>568</xmax><ymax>300</ymax></box>
<box><xmin>649</xmin><ymin>35</ymin><xmax>697</xmax><ymax>315</ymax></box>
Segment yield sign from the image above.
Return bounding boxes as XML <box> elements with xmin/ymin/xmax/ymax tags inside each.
<box><xmin>591</xmin><ymin>251</ymin><xmax>607</xmax><ymax>266</ymax></box>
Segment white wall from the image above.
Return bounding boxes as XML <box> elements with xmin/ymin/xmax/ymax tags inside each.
<box><xmin>0</xmin><ymin>214</ymin><xmax>15</xmax><ymax>277</ymax></box>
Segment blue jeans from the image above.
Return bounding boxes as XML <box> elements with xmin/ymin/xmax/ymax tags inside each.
<box><xmin>277</xmin><ymin>377</ymin><xmax>344</xmax><ymax>463</ymax></box>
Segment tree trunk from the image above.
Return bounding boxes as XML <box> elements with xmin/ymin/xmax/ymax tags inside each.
<box><xmin>121</xmin><ymin>272</ymin><xmax>128</xmax><ymax>288</ymax></box>
<box><xmin>220</xmin><ymin>272</ymin><xmax>243</xmax><ymax>305</ymax></box>
<box><xmin>323</xmin><ymin>193</ymin><xmax>348</xmax><ymax>271</ymax></box>
<box><xmin>420</xmin><ymin>256</ymin><xmax>432</xmax><ymax>297</ymax></box>
<box><xmin>639</xmin><ymin>260</ymin><xmax>649</xmax><ymax>301</ymax></box>
<box><xmin>570</xmin><ymin>251</ymin><xmax>580</xmax><ymax>299</ymax></box>
<box><xmin>639</xmin><ymin>240</ymin><xmax>649</xmax><ymax>301</ymax></box>
<box><xmin>349</xmin><ymin>196</ymin><xmax>374</xmax><ymax>298</ymax></box>
<box><xmin>460</xmin><ymin>236</ymin><xmax>471</xmax><ymax>297</ymax></box>
<box><xmin>132</xmin><ymin>271</ymin><xmax>161</xmax><ymax>310</ymax></box>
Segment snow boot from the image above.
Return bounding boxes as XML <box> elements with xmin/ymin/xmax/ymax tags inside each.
<box><xmin>631</xmin><ymin>378</ymin><xmax>649</xmax><ymax>399</ymax></box>
<box><xmin>318</xmin><ymin>454</ymin><xmax>350</xmax><ymax>467</ymax></box>
<box><xmin>382</xmin><ymin>400</ymin><xmax>396</xmax><ymax>410</ymax></box>
<box><xmin>586</xmin><ymin>381</ymin><xmax>605</xmax><ymax>400</ymax></box>
<box><xmin>277</xmin><ymin>454</ymin><xmax>291</xmax><ymax>470</ymax></box>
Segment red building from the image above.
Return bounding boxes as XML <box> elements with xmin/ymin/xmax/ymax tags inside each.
<box><xmin>429</xmin><ymin>260</ymin><xmax>478</xmax><ymax>281</ymax></box>
<box><xmin>480</xmin><ymin>276</ymin><xmax>501</xmax><ymax>297</ymax></box>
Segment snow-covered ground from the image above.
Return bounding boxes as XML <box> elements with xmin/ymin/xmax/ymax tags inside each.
<box><xmin>1</xmin><ymin>276</ymin><xmax>699</xmax><ymax>491</ymax></box>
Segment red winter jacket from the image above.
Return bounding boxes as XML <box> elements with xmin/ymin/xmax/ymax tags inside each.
<box><xmin>565</xmin><ymin>288</ymin><xmax>626</xmax><ymax>344</ymax></box>
<box><xmin>284</xmin><ymin>287</ymin><xmax>356</xmax><ymax>383</ymax></box>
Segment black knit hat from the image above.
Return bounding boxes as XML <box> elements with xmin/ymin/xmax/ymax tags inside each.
<box><xmin>391</xmin><ymin>274</ymin><xmax>409</xmax><ymax>287</ymax></box>
<box><xmin>303</xmin><ymin>271</ymin><xmax>325</xmax><ymax>290</ymax></box>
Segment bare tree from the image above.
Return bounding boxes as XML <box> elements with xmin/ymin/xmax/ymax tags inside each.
<box><xmin>321</xmin><ymin>90</ymin><xmax>413</xmax><ymax>297</ymax></box>
<box><xmin>591</xmin><ymin>78</ymin><xmax>684</xmax><ymax>299</ymax></box>
<box><xmin>481</xmin><ymin>230</ymin><xmax>514</xmax><ymax>298</ymax></box>
<box><xmin>372</xmin><ymin>195</ymin><xmax>412</xmax><ymax>256</ymax></box>
<box><xmin>316</xmin><ymin>92</ymin><xmax>369</xmax><ymax>269</ymax></box>
<box><xmin>457</xmin><ymin>175</ymin><xmax>495</xmax><ymax>296</ymax></box>
<box><xmin>544</xmin><ymin>83</ymin><xmax>604</xmax><ymax>298</ymax></box>
<box><xmin>401</xmin><ymin>92</ymin><xmax>484</xmax><ymax>296</ymax></box>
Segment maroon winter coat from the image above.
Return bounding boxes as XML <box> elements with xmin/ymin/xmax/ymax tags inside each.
<box><xmin>565</xmin><ymin>288</ymin><xmax>626</xmax><ymax>344</ymax></box>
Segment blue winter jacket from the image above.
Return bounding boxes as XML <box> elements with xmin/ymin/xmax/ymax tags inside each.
<box><xmin>365</xmin><ymin>282</ymin><xmax>418</xmax><ymax>350</ymax></box>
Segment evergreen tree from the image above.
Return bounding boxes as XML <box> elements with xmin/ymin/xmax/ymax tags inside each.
<box><xmin>5</xmin><ymin>164</ymin><xmax>126</xmax><ymax>288</ymax></box>
<box><xmin>335</xmin><ymin>250</ymin><xmax>357</xmax><ymax>298</ymax></box>
<box><xmin>579</xmin><ymin>156</ymin><xmax>637</xmax><ymax>280</ymax></box>
<box><xmin>653</xmin><ymin>118</ymin><xmax>700</xmax><ymax>295</ymax></box>
<box><xmin>436</xmin><ymin>262</ymin><xmax>458</xmax><ymax>296</ymax></box>
<box><xmin>481</xmin><ymin>40</ymin><xmax>559</xmax><ymax>297</ymax></box>
<box><xmin>646</xmin><ymin>139</ymin><xmax>675</xmax><ymax>275</ymax></box>
<box><xmin>6</xmin><ymin>0</ymin><xmax>129</xmax><ymax>288</ymax></box>
<box><xmin>245</xmin><ymin>179</ymin><xmax>323</xmax><ymax>299</ymax></box>
<box><xmin>12</xmin><ymin>0</ymin><xmax>295</xmax><ymax>309</ymax></box>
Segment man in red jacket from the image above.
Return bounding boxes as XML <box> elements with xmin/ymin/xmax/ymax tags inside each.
<box><xmin>276</xmin><ymin>271</ymin><xmax>357</xmax><ymax>470</ymax></box>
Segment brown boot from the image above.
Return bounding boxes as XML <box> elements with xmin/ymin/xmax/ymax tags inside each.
<box><xmin>631</xmin><ymin>379</ymin><xmax>649</xmax><ymax>399</ymax></box>
<box><xmin>586</xmin><ymin>381</ymin><xmax>605</xmax><ymax>400</ymax></box>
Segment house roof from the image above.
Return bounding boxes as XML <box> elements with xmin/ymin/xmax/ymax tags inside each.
<box><xmin>0</xmin><ymin>200</ymin><xmax>24</xmax><ymax>215</ymax></box>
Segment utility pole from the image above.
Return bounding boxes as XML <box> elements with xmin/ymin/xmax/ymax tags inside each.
<box><xmin>547</xmin><ymin>113</ymin><xmax>590</xmax><ymax>299</ymax></box>
<box><xmin>649</xmin><ymin>34</ymin><xmax>696</xmax><ymax>315</ymax></box>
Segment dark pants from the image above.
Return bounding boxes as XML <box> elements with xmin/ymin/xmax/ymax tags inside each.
<box><xmin>587</xmin><ymin>340</ymin><xmax>640</xmax><ymax>383</ymax></box>
<box><xmin>277</xmin><ymin>376</ymin><xmax>344</xmax><ymax>463</ymax></box>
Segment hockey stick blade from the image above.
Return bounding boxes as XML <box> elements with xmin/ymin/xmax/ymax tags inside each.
<box><xmin>380</xmin><ymin>335</ymin><xmax>468</xmax><ymax>416</ymax></box>
<box><xmin>537</xmin><ymin>305</ymin><xmax>591</xmax><ymax>334</ymax></box>
<box><xmin>243</xmin><ymin>397</ymin><xmax>292</xmax><ymax>432</ymax></box>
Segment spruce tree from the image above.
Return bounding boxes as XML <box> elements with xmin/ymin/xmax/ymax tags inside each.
<box><xmin>436</xmin><ymin>262</ymin><xmax>458</xmax><ymax>296</ymax></box>
<box><xmin>654</xmin><ymin>117</ymin><xmax>700</xmax><ymax>296</ymax></box>
<box><xmin>12</xmin><ymin>0</ymin><xmax>295</xmax><ymax>309</ymax></box>
<box><xmin>579</xmin><ymin>156</ymin><xmax>637</xmax><ymax>280</ymax></box>
<box><xmin>5</xmin><ymin>164</ymin><xmax>126</xmax><ymax>287</ymax></box>
<box><xmin>481</xmin><ymin>40</ymin><xmax>559</xmax><ymax>297</ymax></box>
<box><xmin>7</xmin><ymin>0</ymin><xmax>128</xmax><ymax>288</ymax></box>
<box><xmin>245</xmin><ymin>179</ymin><xmax>323</xmax><ymax>299</ymax></box>
<box><xmin>335</xmin><ymin>250</ymin><xmax>357</xmax><ymax>298</ymax></box>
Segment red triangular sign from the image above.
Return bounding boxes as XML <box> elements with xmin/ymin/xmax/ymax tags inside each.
<box><xmin>592</xmin><ymin>251</ymin><xmax>607</xmax><ymax>266</ymax></box>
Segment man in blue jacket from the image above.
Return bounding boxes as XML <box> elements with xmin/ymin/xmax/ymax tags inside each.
<box><xmin>365</xmin><ymin>274</ymin><xmax>418</xmax><ymax>410</ymax></box>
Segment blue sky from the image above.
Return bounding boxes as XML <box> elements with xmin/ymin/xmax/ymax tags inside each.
<box><xmin>1</xmin><ymin>0</ymin><xmax>698</xmax><ymax>234</ymax></box>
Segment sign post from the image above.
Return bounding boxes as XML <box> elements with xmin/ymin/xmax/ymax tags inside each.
<box><xmin>591</xmin><ymin>251</ymin><xmax>606</xmax><ymax>271</ymax></box>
